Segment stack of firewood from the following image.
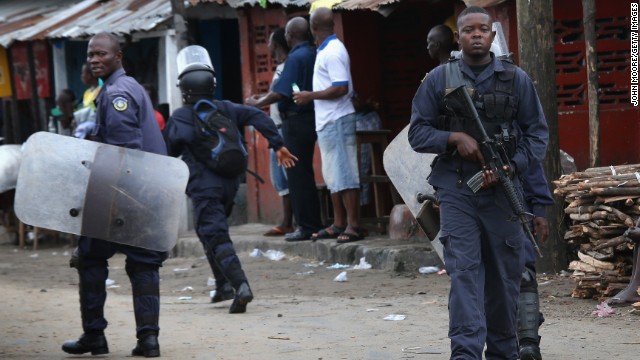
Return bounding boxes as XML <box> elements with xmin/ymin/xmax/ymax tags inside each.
<box><xmin>554</xmin><ymin>164</ymin><xmax>640</xmax><ymax>299</ymax></box>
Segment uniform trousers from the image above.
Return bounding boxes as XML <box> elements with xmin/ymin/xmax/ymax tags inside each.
<box><xmin>77</xmin><ymin>237</ymin><xmax>167</xmax><ymax>337</ymax></box>
<box><xmin>190</xmin><ymin>177</ymin><xmax>247</xmax><ymax>288</ymax></box>
<box><xmin>437</xmin><ymin>187</ymin><xmax>525</xmax><ymax>360</ymax></box>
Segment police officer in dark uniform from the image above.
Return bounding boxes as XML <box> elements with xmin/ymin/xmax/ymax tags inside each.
<box><xmin>164</xmin><ymin>51</ymin><xmax>296</xmax><ymax>314</ymax></box>
<box><xmin>408</xmin><ymin>7</ymin><xmax>548</xmax><ymax>360</ymax></box>
<box><xmin>519</xmin><ymin>163</ymin><xmax>554</xmax><ymax>360</ymax></box>
<box><xmin>62</xmin><ymin>32</ymin><xmax>167</xmax><ymax>358</ymax></box>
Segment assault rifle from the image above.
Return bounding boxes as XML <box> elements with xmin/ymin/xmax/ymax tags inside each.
<box><xmin>445</xmin><ymin>85</ymin><xmax>543</xmax><ymax>258</ymax></box>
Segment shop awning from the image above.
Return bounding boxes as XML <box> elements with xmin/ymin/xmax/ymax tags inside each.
<box><xmin>0</xmin><ymin>0</ymin><xmax>175</xmax><ymax>47</ymax></box>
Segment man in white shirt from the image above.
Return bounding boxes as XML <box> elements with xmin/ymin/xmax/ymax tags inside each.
<box><xmin>294</xmin><ymin>7</ymin><xmax>365</xmax><ymax>243</ymax></box>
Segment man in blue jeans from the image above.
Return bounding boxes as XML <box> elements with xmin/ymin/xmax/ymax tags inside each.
<box><xmin>263</xmin><ymin>27</ymin><xmax>294</xmax><ymax>237</ymax></box>
<box><xmin>294</xmin><ymin>7</ymin><xmax>365</xmax><ymax>243</ymax></box>
<box><xmin>246</xmin><ymin>17</ymin><xmax>323</xmax><ymax>241</ymax></box>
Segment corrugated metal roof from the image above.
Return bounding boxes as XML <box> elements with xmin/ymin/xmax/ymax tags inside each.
<box><xmin>332</xmin><ymin>0</ymin><xmax>401</xmax><ymax>11</ymax></box>
<box><xmin>0</xmin><ymin>0</ymin><xmax>175</xmax><ymax>48</ymax></box>
<box><xmin>189</xmin><ymin>0</ymin><xmax>402</xmax><ymax>11</ymax></box>
<box><xmin>189</xmin><ymin>0</ymin><xmax>310</xmax><ymax>8</ymax></box>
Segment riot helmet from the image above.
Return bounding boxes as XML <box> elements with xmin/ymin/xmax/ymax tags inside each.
<box><xmin>176</xmin><ymin>45</ymin><xmax>216</xmax><ymax>104</ymax></box>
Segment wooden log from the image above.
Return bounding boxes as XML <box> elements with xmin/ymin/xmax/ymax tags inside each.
<box><xmin>565</xmin><ymin>206</ymin><xmax>599</xmax><ymax>214</ymax></box>
<box><xmin>579</xmin><ymin>243</ymin><xmax>593</xmax><ymax>252</ymax></box>
<box><xmin>578</xmin><ymin>180</ymin><xmax>640</xmax><ymax>189</ymax></box>
<box><xmin>570</xmin><ymin>270</ymin><xmax>586</xmax><ymax>279</ymax></box>
<box><xmin>581</xmin><ymin>164</ymin><xmax>640</xmax><ymax>175</ymax></box>
<box><xmin>585</xmin><ymin>250</ymin><xmax>613</xmax><ymax>261</ymax></box>
<box><xmin>569</xmin><ymin>260</ymin><xmax>599</xmax><ymax>273</ymax></box>
<box><xmin>596</xmin><ymin>205</ymin><xmax>637</xmax><ymax>227</ymax></box>
<box><xmin>603</xmin><ymin>282</ymin><xmax>629</xmax><ymax>296</ymax></box>
<box><xmin>593</xmin><ymin>236</ymin><xmax>631</xmax><ymax>251</ymax></box>
<box><xmin>599</xmin><ymin>227</ymin><xmax>627</xmax><ymax>237</ymax></box>
<box><xmin>572</xmin><ymin>288</ymin><xmax>596</xmax><ymax>299</ymax></box>
<box><xmin>564</xmin><ymin>229</ymin><xmax>583</xmax><ymax>239</ymax></box>
<box><xmin>554</xmin><ymin>173</ymin><xmax>640</xmax><ymax>190</ymax></box>
<box><xmin>615</xmin><ymin>242</ymin><xmax>634</xmax><ymax>252</ymax></box>
<box><xmin>567</xmin><ymin>198</ymin><xmax>597</xmax><ymax>208</ymax></box>
<box><xmin>578</xmin><ymin>251</ymin><xmax>616</xmax><ymax>270</ymax></box>
<box><xmin>603</xmin><ymin>276</ymin><xmax>631</xmax><ymax>283</ymax></box>
<box><xmin>569</xmin><ymin>211</ymin><xmax>609</xmax><ymax>222</ymax></box>
<box><xmin>590</xmin><ymin>187</ymin><xmax>640</xmax><ymax>197</ymax></box>
<box><xmin>579</xmin><ymin>279</ymin><xmax>601</xmax><ymax>287</ymax></box>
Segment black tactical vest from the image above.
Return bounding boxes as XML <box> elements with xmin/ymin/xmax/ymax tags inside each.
<box><xmin>441</xmin><ymin>56</ymin><xmax>519</xmax><ymax>156</ymax></box>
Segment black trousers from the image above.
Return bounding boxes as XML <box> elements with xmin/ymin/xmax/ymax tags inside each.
<box><xmin>281</xmin><ymin>111</ymin><xmax>323</xmax><ymax>233</ymax></box>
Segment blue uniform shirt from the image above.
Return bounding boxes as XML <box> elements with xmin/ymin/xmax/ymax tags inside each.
<box><xmin>165</xmin><ymin>100</ymin><xmax>284</xmax><ymax>195</ymax></box>
<box><xmin>272</xmin><ymin>41</ymin><xmax>316</xmax><ymax>114</ymax></box>
<box><xmin>408</xmin><ymin>55</ymin><xmax>549</xmax><ymax>195</ymax></box>
<box><xmin>94</xmin><ymin>68</ymin><xmax>166</xmax><ymax>155</ymax></box>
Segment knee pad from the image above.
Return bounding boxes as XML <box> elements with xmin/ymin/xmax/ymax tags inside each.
<box><xmin>125</xmin><ymin>262</ymin><xmax>160</xmax><ymax>277</ymax></box>
<box><xmin>517</xmin><ymin>291</ymin><xmax>540</xmax><ymax>343</ymax></box>
<box><xmin>203</xmin><ymin>235</ymin><xmax>232</xmax><ymax>254</ymax></box>
<box><xmin>126</xmin><ymin>262</ymin><xmax>160</xmax><ymax>299</ymax></box>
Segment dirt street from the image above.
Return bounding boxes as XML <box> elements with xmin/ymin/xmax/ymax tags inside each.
<box><xmin>0</xmin><ymin>234</ymin><xmax>638</xmax><ymax>360</ymax></box>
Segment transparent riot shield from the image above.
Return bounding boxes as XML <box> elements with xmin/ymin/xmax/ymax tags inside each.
<box><xmin>383</xmin><ymin>125</ymin><xmax>444</xmax><ymax>263</ymax></box>
<box><xmin>14</xmin><ymin>132</ymin><xmax>189</xmax><ymax>251</ymax></box>
<box><xmin>0</xmin><ymin>145</ymin><xmax>22</xmax><ymax>193</ymax></box>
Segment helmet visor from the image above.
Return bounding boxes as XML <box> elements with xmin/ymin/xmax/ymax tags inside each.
<box><xmin>177</xmin><ymin>45</ymin><xmax>213</xmax><ymax>76</ymax></box>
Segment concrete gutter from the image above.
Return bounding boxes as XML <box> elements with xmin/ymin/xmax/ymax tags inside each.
<box><xmin>172</xmin><ymin>223</ymin><xmax>443</xmax><ymax>272</ymax></box>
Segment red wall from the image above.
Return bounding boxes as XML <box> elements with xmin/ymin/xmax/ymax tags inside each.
<box><xmin>554</xmin><ymin>0</ymin><xmax>639</xmax><ymax>169</ymax></box>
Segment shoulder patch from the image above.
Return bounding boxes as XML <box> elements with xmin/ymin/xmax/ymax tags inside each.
<box><xmin>112</xmin><ymin>97</ymin><xmax>128</xmax><ymax>111</ymax></box>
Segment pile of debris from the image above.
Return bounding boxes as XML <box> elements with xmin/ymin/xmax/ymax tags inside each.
<box><xmin>553</xmin><ymin>164</ymin><xmax>640</xmax><ymax>300</ymax></box>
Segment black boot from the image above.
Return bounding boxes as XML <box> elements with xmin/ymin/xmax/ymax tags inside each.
<box><xmin>131</xmin><ymin>333</ymin><xmax>160</xmax><ymax>358</ymax></box>
<box><xmin>126</xmin><ymin>263</ymin><xmax>161</xmax><ymax>357</ymax></box>
<box><xmin>229</xmin><ymin>282</ymin><xmax>254</xmax><ymax>314</ymax></box>
<box><xmin>62</xmin><ymin>333</ymin><xmax>109</xmax><ymax>355</ymax></box>
<box><xmin>211</xmin><ymin>282</ymin><xmax>235</xmax><ymax>303</ymax></box>
<box><xmin>520</xmin><ymin>341</ymin><xmax>542</xmax><ymax>360</ymax></box>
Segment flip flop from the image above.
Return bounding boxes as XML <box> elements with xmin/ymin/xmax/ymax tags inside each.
<box><xmin>336</xmin><ymin>227</ymin><xmax>367</xmax><ymax>244</ymax></box>
<box><xmin>311</xmin><ymin>224</ymin><xmax>346</xmax><ymax>241</ymax></box>
<box><xmin>263</xmin><ymin>226</ymin><xmax>293</xmax><ymax>237</ymax></box>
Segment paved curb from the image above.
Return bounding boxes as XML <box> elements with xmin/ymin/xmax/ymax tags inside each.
<box><xmin>172</xmin><ymin>223</ymin><xmax>442</xmax><ymax>272</ymax></box>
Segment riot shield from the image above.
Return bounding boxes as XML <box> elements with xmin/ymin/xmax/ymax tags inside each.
<box><xmin>383</xmin><ymin>125</ymin><xmax>444</xmax><ymax>263</ymax></box>
<box><xmin>14</xmin><ymin>132</ymin><xmax>189</xmax><ymax>251</ymax></box>
<box><xmin>0</xmin><ymin>145</ymin><xmax>22</xmax><ymax>193</ymax></box>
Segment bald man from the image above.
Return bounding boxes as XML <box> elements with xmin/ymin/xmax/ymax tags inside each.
<box><xmin>245</xmin><ymin>17</ymin><xmax>323</xmax><ymax>241</ymax></box>
<box><xmin>427</xmin><ymin>24</ymin><xmax>456</xmax><ymax>65</ymax></box>
<box><xmin>293</xmin><ymin>7</ymin><xmax>364</xmax><ymax>243</ymax></box>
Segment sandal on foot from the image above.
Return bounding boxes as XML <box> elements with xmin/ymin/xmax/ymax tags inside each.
<box><xmin>263</xmin><ymin>226</ymin><xmax>293</xmax><ymax>237</ymax></box>
<box><xmin>337</xmin><ymin>227</ymin><xmax>367</xmax><ymax>243</ymax></box>
<box><xmin>311</xmin><ymin>224</ymin><xmax>346</xmax><ymax>241</ymax></box>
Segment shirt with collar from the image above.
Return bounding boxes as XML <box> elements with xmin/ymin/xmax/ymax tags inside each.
<box><xmin>94</xmin><ymin>68</ymin><xmax>166</xmax><ymax>155</ymax></box>
<box><xmin>272</xmin><ymin>41</ymin><xmax>316</xmax><ymax>114</ymax></box>
<box><xmin>312</xmin><ymin>34</ymin><xmax>355</xmax><ymax>131</ymax></box>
